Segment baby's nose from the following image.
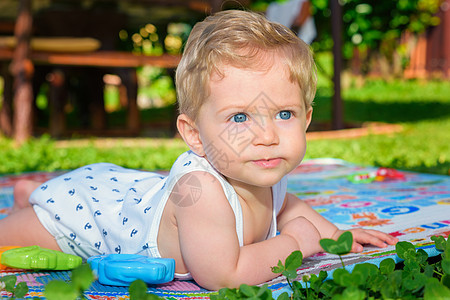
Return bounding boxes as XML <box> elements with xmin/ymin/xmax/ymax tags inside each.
<box><xmin>252</xmin><ymin>121</ymin><xmax>279</xmax><ymax>146</ymax></box>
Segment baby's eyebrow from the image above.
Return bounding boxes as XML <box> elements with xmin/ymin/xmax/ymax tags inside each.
<box><xmin>218</xmin><ymin>103</ymin><xmax>303</xmax><ymax>114</ymax></box>
<box><xmin>277</xmin><ymin>103</ymin><xmax>302</xmax><ymax>110</ymax></box>
<box><xmin>217</xmin><ymin>104</ymin><xmax>249</xmax><ymax>114</ymax></box>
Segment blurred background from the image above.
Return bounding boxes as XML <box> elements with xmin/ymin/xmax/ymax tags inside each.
<box><xmin>0</xmin><ymin>0</ymin><xmax>449</xmax><ymax>175</ymax></box>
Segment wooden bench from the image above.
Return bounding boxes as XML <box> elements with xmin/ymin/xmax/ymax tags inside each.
<box><xmin>0</xmin><ymin>47</ymin><xmax>181</xmax><ymax>137</ymax></box>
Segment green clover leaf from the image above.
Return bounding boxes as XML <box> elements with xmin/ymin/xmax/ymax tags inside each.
<box><xmin>14</xmin><ymin>282</ymin><xmax>29</xmax><ymax>299</ymax></box>
<box><xmin>44</xmin><ymin>280</ymin><xmax>78</xmax><ymax>300</ymax></box>
<box><xmin>431</xmin><ymin>235</ymin><xmax>447</xmax><ymax>252</ymax></box>
<box><xmin>285</xmin><ymin>251</ymin><xmax>303</xmax><ymax>272</ymax></box>
<box><xmin>320</xmin><ymin>231</ymin><xmax>353</xmax><ymax>255</ymax></box>
<box><xmin>396</xmin><ymin>241</ymin><xmax>416</xmax><ymax>261</ymax></box>
<box><xmin>70</xmin><ymin>263</ymin><xmax>94</xmax><ymax>292</ymax></box>
<box><xmin>380</xmin><ymin>258</ymin><xmax>396</xmax><ymax>275</ymax></box>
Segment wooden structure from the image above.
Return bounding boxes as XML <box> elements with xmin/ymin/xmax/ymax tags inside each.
<box><xmin>0</xmin><ymin>0</ymin><xmax>226</xmax><ymax>143</ymax></box>
<box><xmin>404</xmin><ymin>0</ymin><xmax>450</xmax><ymax>79</ymax></box>
<box><xmin>1</xmin><ymin>0</ymin><xmax>345</xmax><ymax>143</ymax></box>
<box><xmin>0</xmin><ymin>48</ymin><xmax>181</xmax><ymax>137</ymax></box>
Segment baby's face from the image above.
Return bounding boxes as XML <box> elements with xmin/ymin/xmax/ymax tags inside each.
<box><xmin>195</xmin><ymin>54</ymin><xmax>312</xmax><ymax>188</ymax></box>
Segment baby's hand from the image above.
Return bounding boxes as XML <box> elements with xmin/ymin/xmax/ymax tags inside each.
<box><xmin>333</xmin><ymin>229</ymin><xmax>398</xmax><ymax>253</ymax></box>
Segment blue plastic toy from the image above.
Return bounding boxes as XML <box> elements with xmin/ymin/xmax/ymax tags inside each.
<box><xmin>87</xmin><ymin>254</ymin><xmax>175</xmax><ymax>286</ymax></box>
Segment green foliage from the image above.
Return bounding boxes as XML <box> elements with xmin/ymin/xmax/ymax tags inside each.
<box><xmin>250</xmin><ymin>0</ymin><xmax>287</xmax><ymax>11</ymax></box>
<box><xmin>4</xmin><ymin>72</ymin><xmax>450</xmax><ymax>176</ymax></box>
<box><xmin>306</xmin><ymin>75</ymin><xmax>450</xmax><ymax>176</ymax></box>
<box><xmin>44</xmin><ymin>263</ymin><xmax>94</xmax><ymax>300</ymax></box>
<box><xmin>211</xmin><ymin>284</ymin><xmax>273</xmax><ymax>300</ymax></box>
<box><xmin>210</xmin><ymin>234</ymin><xmax>450</xmax><ymax>299</ymax></box>
<box><xmin>310</xmin><ymin>0</ymin><xmax>442</xmax><ymax>73</ymax></box>
<box><xmin>42</xmin><ymin>264</ymin><xmax>164</xmax><ymax>300</ymax></box>
<box><xmin>2</xmin><ymin>71</ymin><xmax>449</xmax><ymax>176</ymax></box>
<box><xmin>1</xmin><ymin>234</ymin><xmax>449</xmax><ymax>299</ymax></box>
<box><xmin>320</xmin><ymin>231</ymin><xmax>353</xmax><ymax>256</ymax></box>
<box><xmin>320</xmin><ymin>231</ymin><xmax>352</xmax><ymax>267</ymax></box>
<box><xmin>42</xmin><ymin>264</ymin><xmax>161</xmax><ymax>300</ymax></box>
<box><xmin>129</xmin><ymin>280</ymin><xmax>163</xmax><ymax>300</ymax></box>
<box><xmin>272</xmin><ymin>251</ymin><xmax>304</xmax><ymax>281</ymax></box>
<box><xmin>0</xmin><ymin>135</ymin><xmax>189</xmax><ymax>175</ymax></box>
<box><xmin>211</xmin><ymin>251</ymin><xmax>302</xmax><ymax>300</ymax></box>
<box><xmin>0</xmin><ymin>275</ymin><xmax>28</xmax><ymax>299</ymax></box>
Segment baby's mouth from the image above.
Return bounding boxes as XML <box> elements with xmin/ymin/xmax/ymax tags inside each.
<box><xmin>252</xmin><ymin>158</ymin><xmax>282</xmax><ymax>168</ymax></box>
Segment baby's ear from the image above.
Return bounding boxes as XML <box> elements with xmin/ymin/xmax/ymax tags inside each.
<box><xmin>177</xmin><ymin>114</ymin><xmax>205</xmax><ymax>156</ymax></box>
<box><xmin>305</xmin><ymin>107</ymin><xmax>313</xmax><ymax>130</ymax></box>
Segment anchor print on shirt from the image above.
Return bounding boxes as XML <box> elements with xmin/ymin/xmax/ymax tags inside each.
<box><xmin>40</xmin><ymin>185</ymin><xmax>48</xmax><ymax>191</ymax></box>
<box><xmin>86</xmin><ymin>176</ymin><xmax>94</xmax><ymax>180</ymax></box>
<box><xmin>46</xmin><ymin>198</ymin><xmax>54</xmax><ymax>204</ymax></box>
<box><xmin>110</xmin><ymin>177</ymin><xmax>118</xmax><ymax>182</ymax></box>
<box><xmin>95</xmin><ymin>241</ymin><xmax>102</xmax><ymax>250</ymax></box>
<box><xmin>115</xmin><ymin>245</ymin><xmax>121</xmax><ymax>254</ymax></box>
<box><xmin>130</xmin><ymin>229</ymin><xmax>138</xmax><ymax>237</ymax></box>
<box><xmin>76</xmin><ymin>204</ymin><xmax>83</xmax><ymax>211</ymax></box>
<box><xmin>64</xmin><ymin>177</ymin><xmax>72</xmax><ymax>181</ymax></box>
<box><xmin>84</xmin><ymin>222</ymin><xmax>92</xmax><ymax>230</ymax></box>
<box><xmin>67</xmin><ymin>242</ymin><xmax>75</xmax><ymax>251</ymax></box>
<box><xmin>122</xmin><ymin>217</ymin><xmax>128</xmax><ymax>225</ymax></box>
<box><xmin>68</xmin><ymin>189</ymin><xmax>75</xmax><ymax>196</ymax></box>
<box><xmin>94</xmin><ymin>210</ymin><xmax>102</xmax><ymax>217</ymax></box>
<box><xmin>144</xmin><ymin>206</ymin><xmax>152</xmax><ymax>214</ymax></box>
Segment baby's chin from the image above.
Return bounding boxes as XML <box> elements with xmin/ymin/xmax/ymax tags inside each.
<box><xmin>225</xmin><ymin>172</ymin><xmax>285</xmax><ymax>189</ymax></box>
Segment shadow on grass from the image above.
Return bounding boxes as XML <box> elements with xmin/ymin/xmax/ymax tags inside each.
<box><xmin>312</xmin><ymin>93</ymin><xmax>450</xmax><ymax>124</ymax></box>
<box><xmin>344</xmin><ymin>100</ymin><xmax>450</xmax><ymax>123</ymax></box>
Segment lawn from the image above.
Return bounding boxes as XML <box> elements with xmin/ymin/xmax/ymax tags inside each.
<box><xmin>306</xmin><ymin>71</ymin><xmax>450</xmax><ymax>175</ymax></box>
<box><xmin>0</xmin><ymin>53</ymin><xmax>449</xmax><ymax>176</ymax></box>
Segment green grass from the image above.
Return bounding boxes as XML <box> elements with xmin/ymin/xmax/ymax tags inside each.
<box><xmin>307</xmin><ymin>72</ymin><xmax>450</xmax><ymax>175</ymax></box>
<box><xmin>0</xmin><ymin>136</ymin><xmax>189</xmax><ymax>174</ymax></box>
<box><xmin>305</xmin><ymin>118</ymin><xmax>450</xmax><ymax>175</ymax></box>
<box><xmin>0</xmin><ymin>52</ymin><xmax>449</xmax><ymax>176</ymax></box>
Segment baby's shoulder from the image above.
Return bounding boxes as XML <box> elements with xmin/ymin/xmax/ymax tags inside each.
<box><xmin>168</xmin><ymin>171</ymin><xmax>229</xmax><ymax>207</ymax></box>
<box><xmin>172</xmin><ymin>171</ymin><xmax>222</xmax><ymax>195</ymax></box>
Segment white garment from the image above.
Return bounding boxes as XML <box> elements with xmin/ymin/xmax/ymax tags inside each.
<box><xmin>30</xmin><ymin>151</ymin><xmax>287</xmax><ymax>265</ymax></box>
<box><xmin>266</xmin><ymin>0</ymin><xmax>317</xmax><ymax>44</ymax></box>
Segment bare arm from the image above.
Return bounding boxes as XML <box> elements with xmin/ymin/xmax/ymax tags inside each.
<box><xmin>277</xmin><ymin>193</ymin><xmax>398</xmax><ymax>253</ymax></box>
<box><xmin>173</xmin><ymin>173</ymin><xmax>309</xmax><ymax>290</ymax></box>
<box><xmin>293</xmin><ymin>1</ymin><xmax>311</xmax><ymax>27</ymax></box>
<box><xmin>277</xmin><ymin>192</ymin><xmax>338</xmax><ymax>239</ymax></box>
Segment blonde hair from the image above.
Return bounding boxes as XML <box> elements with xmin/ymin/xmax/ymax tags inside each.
<box><xmin>176</xmin><ymin>9</ymin><xmax>317</xmax><ymax>120</ymax></box>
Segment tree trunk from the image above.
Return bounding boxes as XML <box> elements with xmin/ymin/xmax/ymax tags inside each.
<box><xmin>11</xmin><ymin>0</ymin><xmax>34</xmax><ymax>144</ymax></box>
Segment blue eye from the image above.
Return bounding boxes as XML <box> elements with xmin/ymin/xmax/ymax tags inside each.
<box><xmin>276</xmin><ymin>111</ymin><xmax>292</xmax><ymax>120</ymax></box>
<box><xmin>232</xmin><ymin>113</ymin><xmax>247</xmax><ymax>123</ymax></box>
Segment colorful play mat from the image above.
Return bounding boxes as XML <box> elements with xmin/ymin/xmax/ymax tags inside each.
<box><xmin>0</xmin><ymin>158</ymin><xmax>449</xmax><ymax>299</ymax></box>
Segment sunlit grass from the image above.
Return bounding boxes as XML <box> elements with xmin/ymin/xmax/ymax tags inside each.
<box><xmin>0</xmin><ymin>53</ymin><xmax>449</xmax><ymax>175</ymax></box>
